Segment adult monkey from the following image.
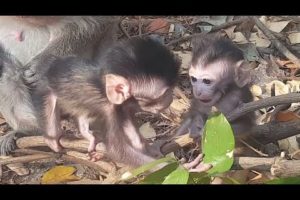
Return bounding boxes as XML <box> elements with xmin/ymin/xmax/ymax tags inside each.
<box><xmin>0</xmin><ymin>16</ymin><xmax>120</xmax><ymax>155</ymax></box>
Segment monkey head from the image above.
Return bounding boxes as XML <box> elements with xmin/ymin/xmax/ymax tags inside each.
<box><xmin>103</xmin><ymin>37</ymin><xmax>181</xmax><ymax>114</ymax></box>
<box><xmin>189</xmin><ymin>35</ymin><xmax>251</xmax><ymax>106</ymax></box>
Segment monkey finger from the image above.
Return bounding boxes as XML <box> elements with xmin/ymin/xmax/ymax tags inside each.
<box><xmin>188</xmin><ymin>163</ymin><xmax>212</xmax><ymax>173</ymax></box>
<box><xmin>182</xmin><ymin>153</ymin><xmax>204</xmax><ymax>169</ymax></box>
<box><xmin>88</xmin><ymin>151</ymin><xmax>104</xmax><ymax>162</ymax></box>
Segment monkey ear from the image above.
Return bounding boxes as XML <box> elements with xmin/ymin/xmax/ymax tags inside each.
<box><xmin>234</xmin><ymin>60</ymin><xmax>252</xmax><ymax>88</ymax></box>
<box><xmin>105</xmin><ymin>74</ymin><xmax>131</xmax><ymax>104</ymax></box>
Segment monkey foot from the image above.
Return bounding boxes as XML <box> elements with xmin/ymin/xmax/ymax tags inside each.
<box><xmin>88</xmin><ymin>151</ymin><xmax>104</xmax><ymax>162</ymax></box>
<box><xmin>44</xmin><ymin>138</ymin><xmax>63</xmax><ymax>153</ymax></box>
<box><xmin>182</xmin><ymin>154</ymin><xmax>212</xmax><ymax>173</ymax></box>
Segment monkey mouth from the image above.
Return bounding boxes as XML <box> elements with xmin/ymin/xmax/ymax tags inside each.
<box><xmin>199</xmin><ymin>99</ymin><xmax>212</xmax><ymax>103</ymax></box>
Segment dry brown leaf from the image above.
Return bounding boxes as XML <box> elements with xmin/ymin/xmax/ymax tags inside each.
<box><xmin>6</xmin><ymin>163</ymin><xmax>29</xmax><ymax>176</ymax></box>
<box><xmin>288</xmin><ymin>32</ymin><xmax>300</xmax><ymax>44</ymax></box>
<box><xmin>258</xmin><ymin>16</ymin><xmax>290</xmax><ymax>33</ymax></box>
<box><xmin>170</xmin><ymin>99</ymin><xmax>189</xmax><ymax>113</ymax></box>
<box><xmin>250</xmin><ymin>85</ymin><xmax>262</xmax><ymax>97</ymax></box>
<box><xmin>265</xmin><ymin>80</ymin><xmax>289</xmax><ymax>96</ymax></box>
<box><xmin>275</xmin><ymin>111</ymin><xmax>300</xmax><ymax>122</ymax></box>
<box><xmin>222</xmin><ymin>25</ymin><xmax>236</xmax><ymax>40</ymax></box>
<box><xmin>276</xmin><ymin>59</ymin><xmax>299</xmax><ymax>69</ymax></box>
<box><xmin>286</xmin><ymin>80</ymin><xmax>300</xmax><ymax>92</ymax></box>
<box><xmin>249</xmin><ymin>33</ymin><xmax>271</xmax><ymax>47</ymax></box>
<box><xmin>173</xmin><ymin>51</ymin><xmax>192</xmax><ymax>72</ymax></box>
<box><xmin>232</xmin><ymin>32</ymin><xmax>248</xmax><ymax>44</ymax></box>
<box><xmin>139</xmin><ymin>122</ymin><xmax>156</xmax><ymax>139</ymax></box>
<box><xmin>41</xmin><ymin>166</ymin><xmax>80</xmax><ymax>184</ymax></box>
<box><xmin>146</xmin><ymin>18</ymin><xmax>170</xmax><ymax>34</ymax></box>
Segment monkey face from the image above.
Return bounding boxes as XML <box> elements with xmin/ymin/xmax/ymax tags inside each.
<box><xmin>136</xmin><ymin>88</ymin><xmax>173</xmax><ymax>114</ymax></box>
<box><xmin>189</xmin><ymin>66</ymin><xmax>223</xmax><ymax>106</ymax></box>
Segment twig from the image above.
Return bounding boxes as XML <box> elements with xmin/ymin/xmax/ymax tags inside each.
<box><xmin>166</xmin><ymin>17</ymin><xmax>248</xmax><ymax>47</ymax></box>
<box><xmin>138</xmin><ymin>16</ymin><xmax>142</xmax><ymax>37</ymax></box>
<box><xmin>119</xmin><ymin>19</ymin><xmax>131</xmax><ymax>39</ymax></box>
<box><xmin>251</xmin><ymin>16</ymin><xmax>300</xmax><ymax>68</ymax></box>
<box><xmin>227</xmin><ymin>92</ymin><xmax>300</xmax><ymax>122</ymax></box>
<box><xmin>0</xmin><ymin>154</ymin><xmax>54</xmax><ymax>165</ymax></box>
<box><xmin>238</xmin><ymin>139</ymin><xmax>269</xmax><ymax>157</ymax></box>
<box><xmin>13</xmin><ymin>148</ymin><xmax>115</xmax><ymax>174</ymax></box>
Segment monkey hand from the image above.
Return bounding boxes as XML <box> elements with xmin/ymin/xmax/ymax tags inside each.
<box><xmin>182</xmin><ymin>154</ymin><xmax>212</xmax><ymax>173</ymax></box>
<box><xmin>23</xmin><ymin>54</ymin><xmax>57</xmax><ymax>86</ymax></box>
<box><xmin>147</xmin><ymin>140</ymin><xmax>167</xmax><ymax>158</ymax></box>
<box><xmin>0</xmin><ymin>131</ymin><xmax>18</xmax><ymax>155</ymax></box>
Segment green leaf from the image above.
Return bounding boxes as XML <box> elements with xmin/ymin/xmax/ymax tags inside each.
<box><xmin>202</xmin><ymin>112</ymin><xmax>235</xmax><ymax>175</ymax></box>
<box><xmin>121</xmin><ymin>157</ymin><xmax>176</xmax><ymax>180</ymax></box>
<box><xmin>162</xmin><ymin>165</ymin><xmax>189</xmax><ymax>184</ymax></box>
<box><xmin>188</xmin><ymin>172</ymin><xmax>211</xmax><ymax>184</ymax></box>
<box><xmin>265</xmin><ymin>177</ymin><xmax>300</xmax><ymax>184</ymax></box>
<box><xmin>140</xmin><ymin>162</ymin><xmax>179</xmax><ymax>184</ymax></box>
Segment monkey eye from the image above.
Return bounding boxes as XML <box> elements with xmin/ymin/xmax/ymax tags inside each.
<box><xmin>202</xmin><ymin>79</ymin><xmax>211</xmax><ymax>85</ymax></box>
<box><xmin>190</xmin><ymin>76</ymin><xmax>197</xmax><ymax>83</ymax></box>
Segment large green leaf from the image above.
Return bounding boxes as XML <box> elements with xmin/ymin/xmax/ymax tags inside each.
<box><xmin>188</xmin><ymin>172</ymin><xmax>211</xmax><ymax>184</ymax></box>
<box><xmin>202</xmin><ymin>112</ymin><xmax>235</xmax><ymax>175</ymax></box>
<box><xmin>266</xmin><ymin>177</ymin><xmax>300</xmax><ymax>184</ymax></box>
<box><xmin>140</xmin><ymin>162</ymin><xmax>179</xmax><ymax>184</ymax></box>
<box><xmin>162</xmin><ymin>165</ymin><xmax>189</xmax><ymax>184</ymax></box>
<box><xmin>121</xmin><ymin>157</ymin><xmax>176</xmax><ymax>180</ymax></box>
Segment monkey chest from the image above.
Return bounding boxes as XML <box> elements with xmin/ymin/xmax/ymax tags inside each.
<box><xmin>0</xmin><ymin>21</ymin><xmax>51</xmax><ymax>64</ymax></box>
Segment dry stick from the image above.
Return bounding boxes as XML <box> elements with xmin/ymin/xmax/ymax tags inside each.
<box><xmin>227</xmin><ymin>92</ymin><xmax>300</xmax><ymax>122</ymax></box>
<box><xmin>251</xmin><ymin>16</ymin><xmax>300</xmax><ymax>68</ymax></box>
<box><xmin>234</xmin><ymin>156</ymin><xmax>300</xmax><ymax>178</ymax></box>
<box><xmin>119</xmin><ymin>19</ymin><xmax>131</xmax><ymax>39</ymax></box>
<box><xmin>138</xmin><ymin>16</ymin><xmax>142</xmax><ymax>37</ymax></box>
<box><xmin>166</xmin><ymin>17</ymin><xmax>248</xmax><ymax>47</ymax></box>
<box><xmin>238</xmin><ymin>139</ymin><xmax>268</xmax><ymax>157</ymax></box>
<box><xmin>13</xmin><ymin>148</ymin><xmax>114</xmax><ymax>174</ymax></box>
<box><xmin>0</xmin><ymin>154</ymin><xmax>54</xmax><ymax>165</ymax></box>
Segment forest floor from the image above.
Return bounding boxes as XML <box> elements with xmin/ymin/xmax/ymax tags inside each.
<box><xmin>1</xmin><ymin>16</ymin><xmax>300</xmax><ymax>184</ymax></box>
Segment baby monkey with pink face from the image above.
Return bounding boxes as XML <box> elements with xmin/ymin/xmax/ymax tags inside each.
<box><xmin>176</xmin><ymin>34</ymin><xmax>255</xmax><ymax>137</ymax></box>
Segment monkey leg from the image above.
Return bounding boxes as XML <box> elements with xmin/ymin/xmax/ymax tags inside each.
<box><xmin>76</xmin><ymin>116</ymin><xmax>101</xmax><ymax>161</ymax></box>
<box><xmin>43</xmin><ymin>92</ymin><xmax>63</xmax><ymax>152</ymax></box>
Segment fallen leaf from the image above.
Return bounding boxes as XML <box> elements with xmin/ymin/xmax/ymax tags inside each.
<box><xmin>223</xmin><ymin>25</ymin><xmax>236</xmax><ymax>40</ymax></box>
<box><xmin>275</xmin><ymin>111</ymin><xmax>300</xmax><ymax>122</ymax></box>
<box><xmin>146</xmin><ymin>18</ymin><xmax>170</xmax><ymax>34</ymax></box>
<box><xmin>267</xmin><ymin>21</ymin><xmax>290</xmax><ymax>33</ymax></box>
<box><xmin>250</xmin><ymin>85</ymin><xmax>262</xmax><ymax>97</ymax></box>
<box><xmin>288</xmin><ymin>32</ymin><xmax>300</xmax><ymax>44</ymax></box>
<box><xmin>6</xmin><ymin>163</ymin><xmax>29</xmax><ymax>176</ymax></box>
<box><xmin>139</xmin><ymin>122</ymin><xmax>156</xmax><ymax>139</ymax></box>
<box><xmin>197</xmin><ymin>16</ymin><xmax>227</xmax><ymax>26</ymax></box>
<box><xmin>173</xmin><ymin>51</ymin><xmax>192</xmax><ymax>72</ymax></box>
<box><xmin>286</xmin><ymin>80</ymin><xmax>300</xmax><ymax>92</ymax></box>
<box><xmin>41</xmin><ymin>166</ymin><xmax>80</xmax><ymax>184</ymax></box>
<box><xmin>170</xmin><ymin>99</ymin><xmax>189</xmax><ymax>113</ymax></box>
<box><xmin>259</xmin><ymin>16</ymin><xmax>290</xmax><ymax>33</ymax></box>
<box><xmin>232</xmin><ymin>32</ymin><xmax>248</xmax><ymax>44</ymax></box>
<box><xmin>249</xmin><ymin>33</ymin><xmax>271</xmax><ymax>47</ymax></box>
<box><xmin>265</xmin><ymin>80</ymin><xmax>289</xmax><ymax>96</ymax></box>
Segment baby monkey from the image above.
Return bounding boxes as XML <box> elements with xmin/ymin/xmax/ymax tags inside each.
<box><xmin>38</xmin><ymin>37</ymin><xmax>180</xmax><ymax>166</ymax></box>
<box><xmin>176</xmin><ymin>34</ymin><xmax>255</xmax><ymax>138</ymax></box>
